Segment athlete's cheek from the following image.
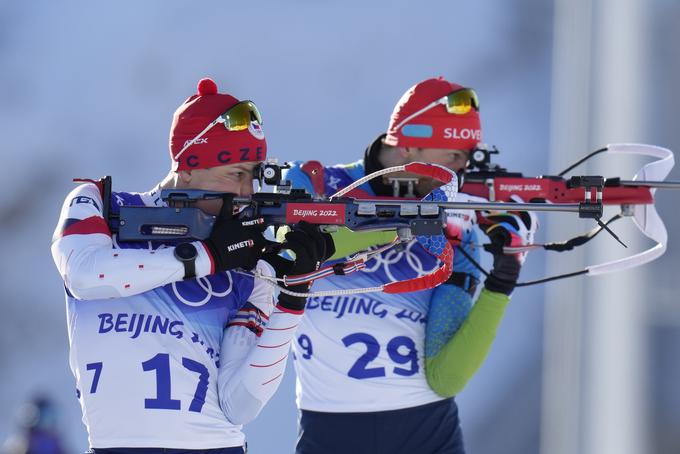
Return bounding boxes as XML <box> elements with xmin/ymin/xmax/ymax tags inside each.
<box><xmin>239</xmin><ymin>179</ymin><xmax>254</xmax><ymax>197</ymax></box>
<box><xmin>206</xmin><ymin>177</ymin><xmax>243</xmax><ymax>195</ymax></box>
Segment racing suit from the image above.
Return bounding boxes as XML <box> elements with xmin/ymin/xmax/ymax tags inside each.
<box><xmin>285</xmin><ymin>136</ymin><xmax>511</xmax><ymax>454</ymax></box>
<box><xmin>51</xmin><ymin>181</ymin><xmax>301</xmax><ymax>452</ymax></box>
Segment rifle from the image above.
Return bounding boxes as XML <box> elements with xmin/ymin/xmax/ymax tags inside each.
<box><xmin>462</xmin><ymin>143</ymin><xmax>674</xmax><ymax>205</ymax></box>
<box><xmin>104</xmin><ymin>160</ymin><xmax>621</xmax><ymax>296</ymax></box>
<box><xmin>104</xmin><ymin>143</ymin><xmax>678</xmax><ymax>294</ymax></box>
<box><xmin>457</xmin><ymin>143</ymin><xmax>678</xmax><ymax>279</ymax></box>
<box><xmin>109</xmin><ymin>161</ymin><xmax>606</xmax><ymax>243</ymax></box>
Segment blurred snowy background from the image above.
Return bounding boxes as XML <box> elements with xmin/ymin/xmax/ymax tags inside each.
<box><xmin>1</xmin><ymin>0</ymin><xmax>679</xmax><ymax>453</ymax></box>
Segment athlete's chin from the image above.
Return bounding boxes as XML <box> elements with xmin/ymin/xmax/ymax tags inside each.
<box><xmin>194</xmin><ymin>199</ymin><xmax>223</xmax><ymax>217</ymax></box>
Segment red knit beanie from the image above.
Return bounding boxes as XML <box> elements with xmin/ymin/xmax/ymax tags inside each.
<box><xmin>169</xmin><ymin>78</ymin><xmax>267</xmax><ymax>171</ymax></box>
<box><xmin>384</xmin><ymin>77</ymin><xmax>481</xmax><ymax>151</ymax></box>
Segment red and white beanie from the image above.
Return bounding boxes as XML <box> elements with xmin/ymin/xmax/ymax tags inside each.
<box><xmin>169</xmin><ymin>78</ymin><xmax>267</xmax><ymax>171</ymax></box>
<box><xmin>384</xmin><ymin>77</ymin><xmax>481</xmax><ymax>151</ymax></box>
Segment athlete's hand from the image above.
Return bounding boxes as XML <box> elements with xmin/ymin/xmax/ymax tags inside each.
<box><xmin>478</xmin><ymin>195</ymin><xmax>538</xmax><ymax>264</ymax></box>
<box><xmin>444</xmin><ymin>208</ymin><xmax>481</xmax><ymax>291</ymax></box>
<box><xmin>281</xmin><ymin>221</ymin><xmax>335</xmax><ymax>275</ymax></box>
<box><xmin>443</xmin><ymin>209</ymin><xmax>474</xmax><ymax>248</ymax></box>
<box><xmin>478</xmin><ymin>207</ymin><xmax>538</xmax><ymax>295</ymax></box>
<box><xmin>265</xmin><ymin>221</ymin><xmax>335</xmax><ymax>311</ymax></box>
<box><xmin>203</xmin><ymin>195</ymin><xmax>270</xmax><ymax>272</ymax></box>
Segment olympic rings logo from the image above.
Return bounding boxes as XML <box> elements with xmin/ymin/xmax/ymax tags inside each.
<box><xmin>171</xmin><ymin>272</ymin><xmax>233</xmax><ymax>307</ymax></box>
<box><xmin>362</xmin><ymin>241</ymin><xmax>438</xmax><ymax>282</ymax></box>
<box><xmin>111</xmin><ymin>236</ymin><xmax>234</xmax><ymax>307</ymax></box>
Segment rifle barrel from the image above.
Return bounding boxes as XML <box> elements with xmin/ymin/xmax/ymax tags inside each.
<box><xmin>354</xmin><ymin>199</ymin><xmax>583</xmax><ymax>213</ymax></box>
<box><xmin>232</xmin><ymin>195</ymin><xmax>588</xmax><ymax>213</ymax></box>
<box><xmin>618</xmin><ymin>180</ymin><xmax>680</xmax><ymax>189</ymax></box>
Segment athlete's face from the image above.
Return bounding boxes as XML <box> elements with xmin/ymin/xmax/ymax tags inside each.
<box><xmin>406</xmin><ymin>148</ymin><xmax>468</xmax><ymax>195</ymax></box>
<box><xmin>178</xmin><ymin>162</ymin><xmax>260</xmax><ymax>215</ymax></box>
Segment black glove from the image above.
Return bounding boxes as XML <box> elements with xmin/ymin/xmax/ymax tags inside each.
<box><xmin>203</xmin><ymin>195</ymin><xmax>270</xmax><ymax>272</ymax></box>
<box><xmin>479</xmin><ymin>212</ymin><xmax>532</xmax><ymax>295</ymax></box>
<box><xmin>483</xmin><ymin>236</ymin><xmax>522</xmax><ymax>295</ymax></box>
<box><xmin>265</xmin><ymin>221</ymin><xmax>335</xmax><ymax>311</ymax></box>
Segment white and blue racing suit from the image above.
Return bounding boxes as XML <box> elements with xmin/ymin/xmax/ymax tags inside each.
<box><xmin>51</xmin><ymin>181</ymin><xmax>302</xmax><ymax>451</ymax></box>
<box><xmin>283</xmin><ymin>141</ymin><xmax>508</xmax><ymax>454</ymax></box>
